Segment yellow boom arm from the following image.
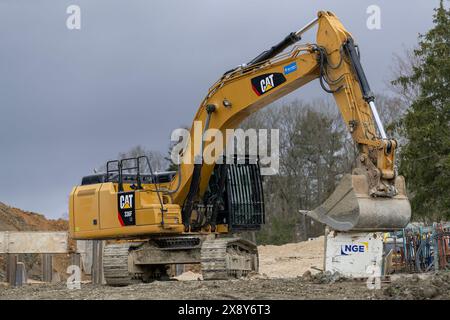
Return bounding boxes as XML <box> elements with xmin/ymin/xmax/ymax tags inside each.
<box><xmin>168</xmin><ymin>11</ymin><xmax>410</xmax><ymax>231</ymax></box>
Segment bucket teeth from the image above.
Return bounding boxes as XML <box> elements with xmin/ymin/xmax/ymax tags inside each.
<box><xmin>305</xmin><ymin>174</ymin><xmax>411</xmax><ymax>231</ymax></box>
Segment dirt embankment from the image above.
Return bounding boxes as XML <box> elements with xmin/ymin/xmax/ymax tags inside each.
<box><xmin>258</xmin><ymin>236</ymin><xmax>324</xmax><ymax>278</ymax></box>
<box><xmin>0</xmin><ymin>202</ymin><xmax>67</xmax><ymax>232</ymax></box>
<box><xmin>0</xmin><ymin>202</ymin><xmax>69</xmax><ymax>281</ymax></box>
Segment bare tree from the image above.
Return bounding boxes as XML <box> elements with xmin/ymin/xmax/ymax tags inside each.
<box><xmin>98</xmin><ymin>145</ymin><xmax>167</xmax><ymax>173</ymax></box>
<box><xmin>387</xmin><ymin>47</ymin><xmax>421</xmax><ymax>106</ymax></box>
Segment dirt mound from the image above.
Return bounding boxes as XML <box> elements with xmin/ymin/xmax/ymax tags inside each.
<box><xmin>0</xmin><ymin>202</ymin><xmax>67</xmax><ymax>232</ymax></box>
<box><xmin>258</xmin><ymin>236</ymin><xmax>324</xmax><ymax>278</ymax></box>
<box><xmin>0</xmin><ymin>202</ymin><xmax>69</xmax><ymax>282</ymax></box>
<box><xmin>382</xmin><ymin>271</ymin><xmax>450</xmax><ymax>300</ymax></box>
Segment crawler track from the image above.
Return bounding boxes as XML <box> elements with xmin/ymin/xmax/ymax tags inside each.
<box><xmin>103</xmin><ymin>243</ymin><xmax>141</xmax><ymax>286</ymax></box>
<box><xmin>201</xmin><ymin>238</ymin><xmax>258</xmax><ymax>280</ymax></box>
<box><xmin>103</xmin><ymin>237</ymin><xmax>258</xmax><ymax>285</ymax></box>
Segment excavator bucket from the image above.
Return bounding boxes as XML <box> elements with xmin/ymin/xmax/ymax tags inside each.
<box><xmin>305</xmin><ymin>174</ymin><xmax>411</xmax><ymax>231</ymax></box>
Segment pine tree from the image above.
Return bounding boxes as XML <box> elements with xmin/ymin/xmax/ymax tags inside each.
<box><xmin>394</xmin><ymin>2</ymin><xmax>450</xmax><ymax>220</ymax></box>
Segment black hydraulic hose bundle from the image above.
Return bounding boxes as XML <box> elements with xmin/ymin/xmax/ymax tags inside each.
<box><xmin>342</xmin><ymin>37</ymin><xmax>375</xmax><ymax>103</ymax></box>
<box><xmin>223</xmin><ymin>32</ymin><xmax>302</xmax><ymax>76</ymax></box>
<box><xmin>314</xmin><ymin>45</ymin><xmax>345</xmax><ymax>94</ymax></box>
<box><xmin>181</xmin><ymin>104</ymin><xmax>216</xmax><ymax>231</ymax></box>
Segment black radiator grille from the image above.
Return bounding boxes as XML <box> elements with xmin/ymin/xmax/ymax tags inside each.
<box><xmin>226</xmin><ymin>161</ymin><xmax>265</xmax><ymax>231</ymax></box>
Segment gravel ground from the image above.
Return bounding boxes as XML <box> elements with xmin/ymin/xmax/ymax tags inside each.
<box><xmin>0</xmin><ymin>278</ymin><xmax>377</xmax><ymax>300</ymax></box>
<box><xmin>1</xmin><ymin>271</ymin><xmax>449</xmax><ymax>300</ymax></box>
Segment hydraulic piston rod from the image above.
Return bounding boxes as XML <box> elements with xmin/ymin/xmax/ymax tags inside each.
<box><xmin>294</xmin><ymin>17</ymin><xmax>319</xmax><ymax>37</ymax></box>
<box><xmin>369</xmin><ymin>101</ymin><xmax>387</xmax><ymax>139</ymax></box>
<box><xmin>247</xmin><ymin>17</ymin><xmax>319</xmax><ymax>67</ymax></box>
<box><xmin>343</xmin><ymin>37</ymin><xmax>387</xmax><ymax>139</ymax></box>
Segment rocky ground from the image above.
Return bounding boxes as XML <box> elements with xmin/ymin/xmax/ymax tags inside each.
<box><xmin>383</xmin><ymin>272</ymin><xmax>450</xmax><ymax>300</ymax></box>
<box><xmin>0</xmin><ymin>271</ymin><xmax>449</xmax><ymax>300</ymax></box>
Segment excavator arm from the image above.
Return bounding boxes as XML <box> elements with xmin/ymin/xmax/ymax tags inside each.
<box><xmin>168</xmin><ymin>11</ymin><xmax>411</xmax><ymax>231</ymax></box>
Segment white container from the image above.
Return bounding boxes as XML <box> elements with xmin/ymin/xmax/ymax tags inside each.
<box><xmin>324</xmin><ymin>230</ymin><xmax>384</xmax><ymax>278</ymax></box>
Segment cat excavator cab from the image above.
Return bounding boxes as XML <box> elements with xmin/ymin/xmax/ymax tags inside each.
<box><xmin>69</xmin><ymin>11</ymin><xmax>410</xmax><ymax>285</ymax></box>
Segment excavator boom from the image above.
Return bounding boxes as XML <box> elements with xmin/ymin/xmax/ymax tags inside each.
<box><xmin>168</xmin><ymin>11</ymin><xmax>411</xmax><ymax>231</ymax></box>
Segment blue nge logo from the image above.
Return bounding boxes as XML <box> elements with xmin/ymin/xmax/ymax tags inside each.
<box><xmin>340</xmin><ymin>242</ymin><xmax>368</xmax><ymax>255</ymax></box>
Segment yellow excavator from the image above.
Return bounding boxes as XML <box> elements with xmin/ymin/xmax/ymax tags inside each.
<box><xmin>69</xmin><ymin>11</ymin><xmax>411</xmax><ymax>285</ymax></box>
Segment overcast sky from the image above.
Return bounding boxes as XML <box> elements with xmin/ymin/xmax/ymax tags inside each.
<box><xmin>0</xmin><ymin>0</ymin><xmax>439</xmax><ymax>219</ymax></box>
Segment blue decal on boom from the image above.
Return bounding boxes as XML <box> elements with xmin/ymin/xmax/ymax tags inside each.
<box><xmin>283</xmin><ymin>62</ymin><xmax>297</xmax><ymax>75</ymax></box>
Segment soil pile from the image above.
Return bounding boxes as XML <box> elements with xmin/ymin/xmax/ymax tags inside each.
<box><xmin>0</xmin><ymin>202</ymin><xmax>67</xmax><ymax>232</ymax></box>
<box><xmin>0</xmin><ymin>202</ymin><xmax>69</xmax><ymax>282</ymax></box>
<box><xmin>258</xmin><ymin>236</ymin><xmax>325</xmax><ymax>278</ymax></box>
<box><xmin>382</xmin><ymin>271</ymin><xmax>450</xmax><ymax>300</ymax></box>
